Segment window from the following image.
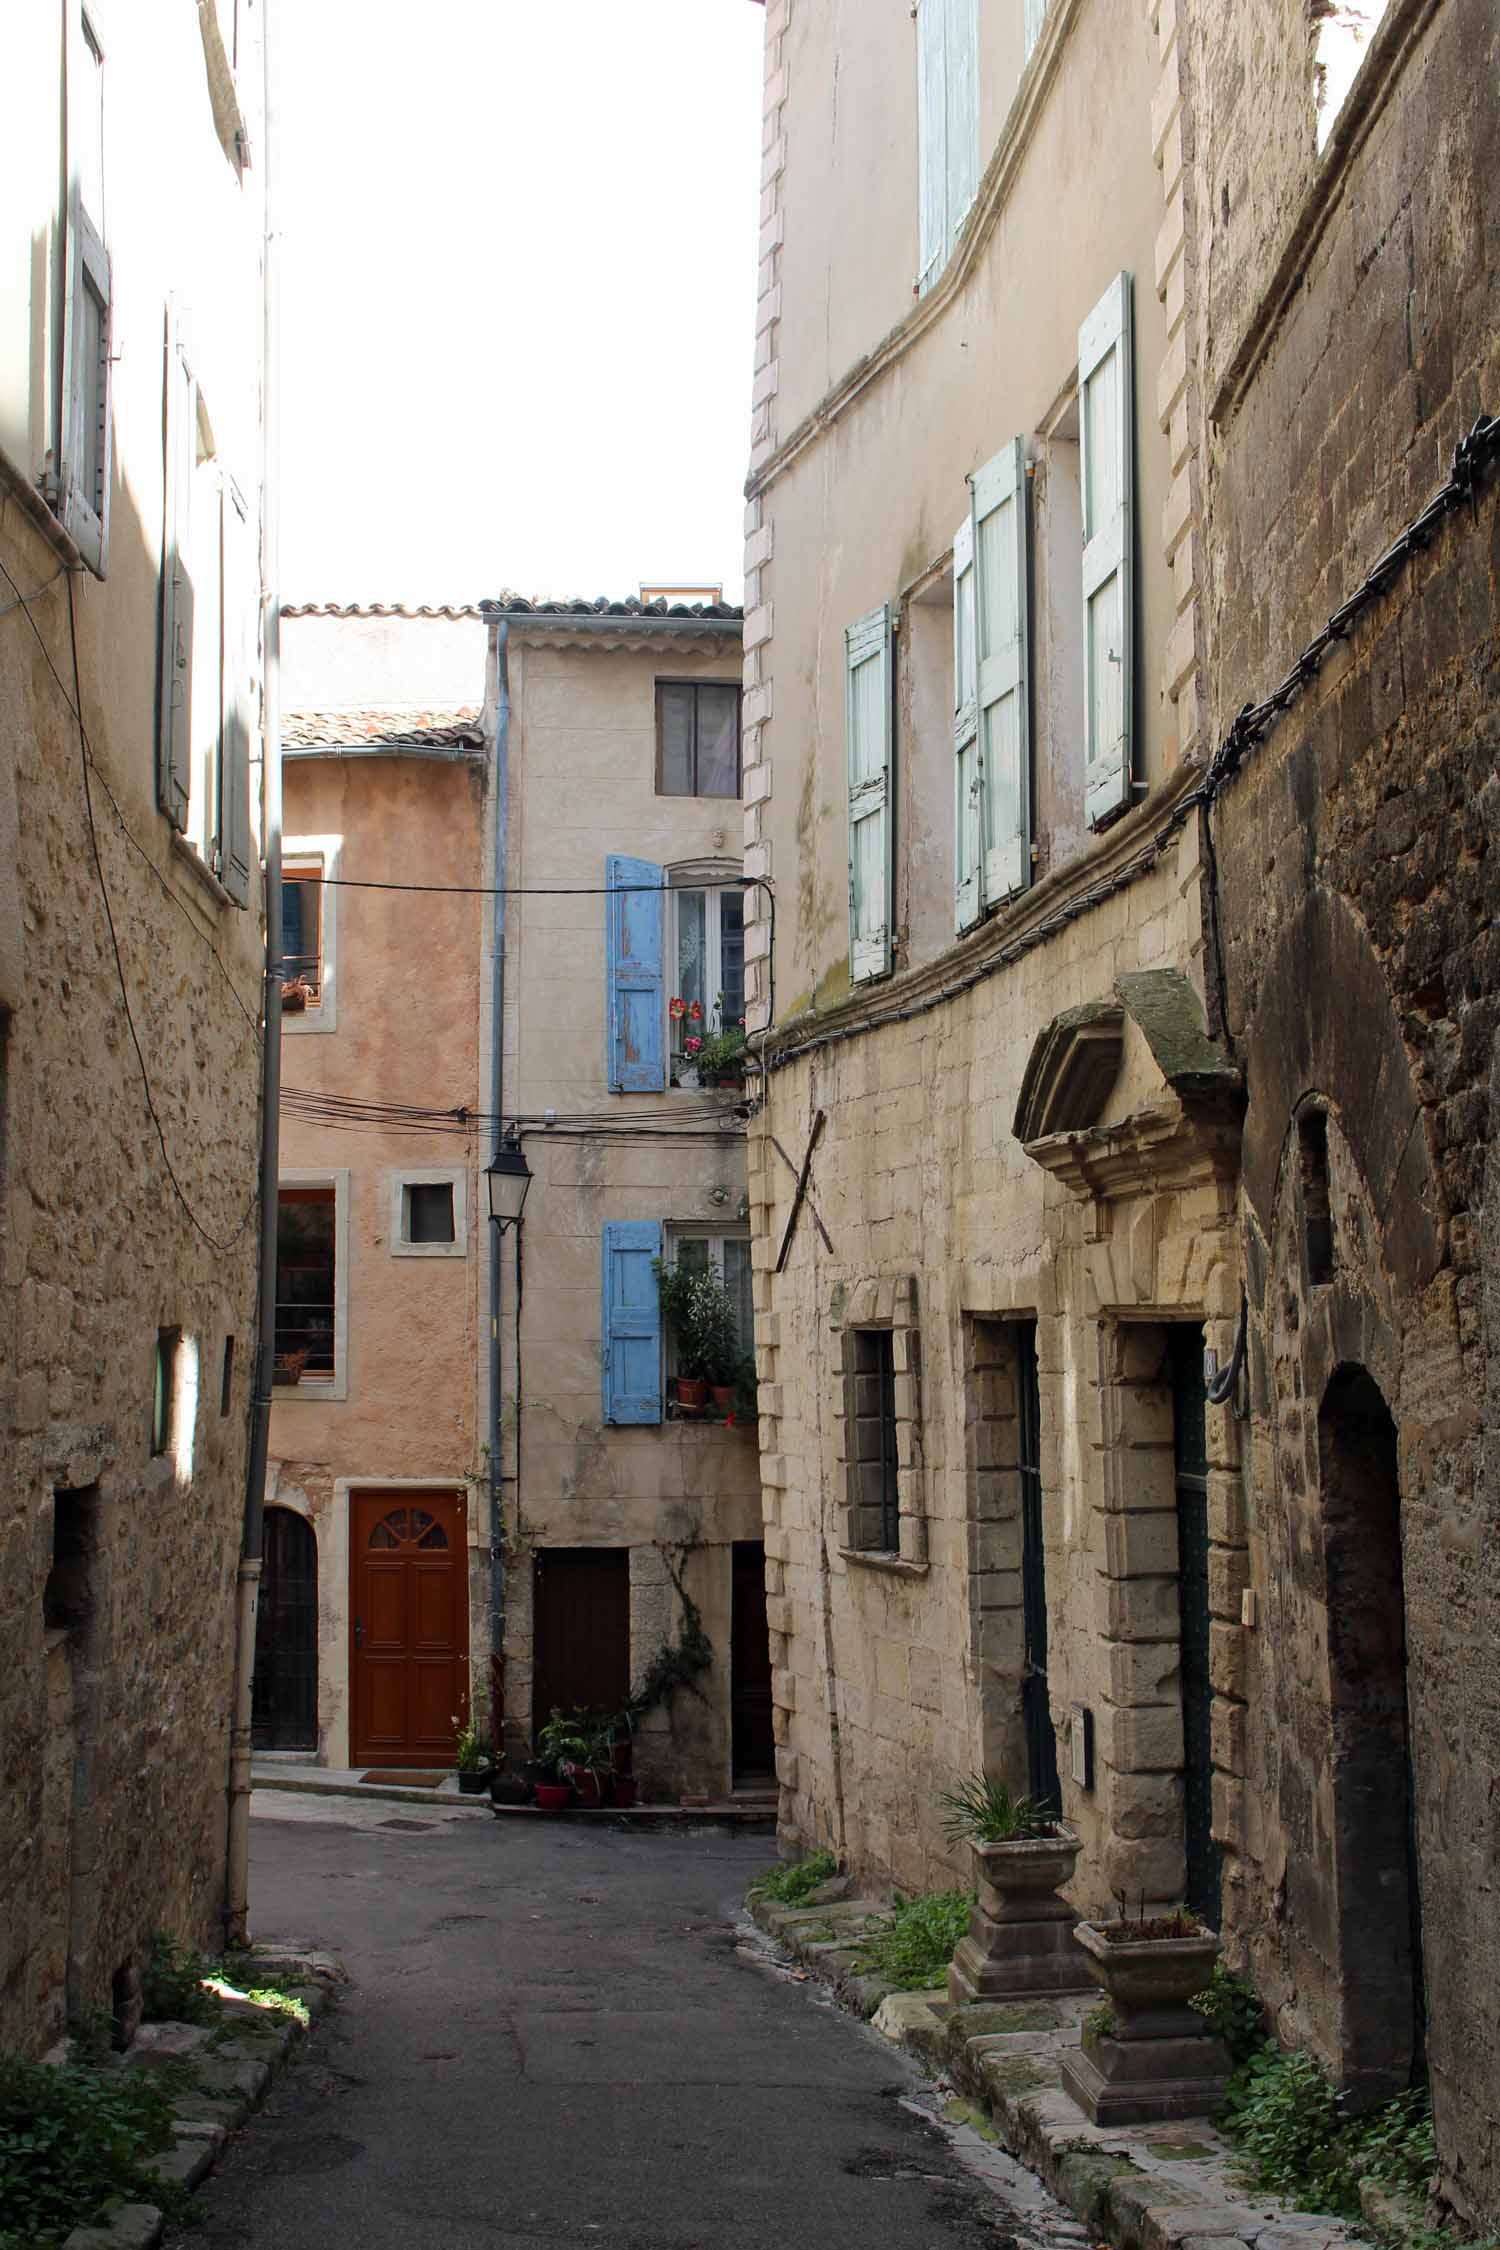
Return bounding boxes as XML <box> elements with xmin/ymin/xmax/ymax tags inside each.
<box><xmin>220</xmin><ymin>1335</ymin><xmax>235</xmax><ymax>1417</ymax></box>
<box><xmin>916</xmin><ymin>0</ymin><xmax>979</xmax><ymax>294</ymax></box>
<box><xmin>846</xmin><ymin>605</ymin><xmax>894</xmax><ymax>984</ymax></box>
<box><xmin>667</xmin><ymin>1229</ymin><xmax>754</xmax><ymax>1369</ymax></box>
<box><xmin>954</xmin><ymin>437</ymin><xmax>1032</xmax><ymax>931</ymax></box>
<box><xmin>58</xmin><ymin>5</ymin><xmax>113</xmax><ymax>573</ymax></box>
<box><xmin>1299</xmin><ymin>1108</ymin><xmax>1335</xmax><ymax>1286</ymax></box>
<box><xmin>152</xmin><ymin>1328</ymin><xmax>181</xmax><ymax>1456</ymax></box>
<box><xmin>44</xmin><ymin>1486</ymin><xmax>99</xmax><ymax>1636</ymax></box>
<box><xmin>390</xmin><ymin>1168</ymin><xmax>467</xmax><ymax>1259</ymax></box>
<box><xmin>656</xmin><ymin>681</ymin><xmax>742</xmax><ymax>798</ymax></box>
<box><xmin>670</xmin><ymin>881</ymin><xmax>744</xmax><ymax>1081</ymax></box>
<box><xmin>282</xmin><ymin>862</ymin><xmax>324</xmax><ymax>998</ymax></box>
<box><xmin>157</xmin><ymin>319</ymin><xmax>256</xmax><ymax>904</ymax></box>
<box><xmin>848</xmin><ymin>1331</ymin><xmax>899</xmax><ymax>1553</ymax></box>
<box><xmin>1079</xmin><ymin>273</ymin><xmax>1135</xmax><ymax>829</ymax></box>
<box><xmin>276</xmin><ymin>1186</ymin><xmax>337</xmax><ymax>1379</ymax></box>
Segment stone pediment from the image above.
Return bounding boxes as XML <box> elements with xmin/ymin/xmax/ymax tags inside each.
<box><xmin>1015</xmin><ymin>970</ymin><xmax>1242</xmax><ymax>1203</ymax></box>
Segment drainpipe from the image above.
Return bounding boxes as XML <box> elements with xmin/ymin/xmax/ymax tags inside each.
<box><xmin>226</xmin><ymin>0</ymin><xmax>281</xmax><ymax>1947</ymax></box>
<box><xmin>487</xmin><ymin>619</ymin><xmax>511</xmax><ymax>1742</ymax></box>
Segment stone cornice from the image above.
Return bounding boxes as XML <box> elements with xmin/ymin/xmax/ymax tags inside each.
<box><xmin>1023</xmin><ymin>1096</ymin><xmax>1242</xmax><ymax>1203</ymax></box>
<box><xmin>744</xmin><ymin>0</ymin><xmax>1085</xmax><ymax>503</ymax></box>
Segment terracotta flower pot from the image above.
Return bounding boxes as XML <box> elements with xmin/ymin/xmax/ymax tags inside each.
<box><xmin>677</xmin><ymin>1376</ymin><xmax>709</xmax><ymax>1411</ymax></box>
<box><xmin>711</xmin><ymin>1384</ymin><xmax>734</xmax><ymax>1415</ymax></box>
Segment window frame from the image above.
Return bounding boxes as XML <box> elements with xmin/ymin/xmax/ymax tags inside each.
<box><xmin>58</xmin><ymin>2</ymin><xmax>112</xmax><ymax>575</ymax></box>
<box><xmin>274</xmin><ymin>1169</ymin><xmax>350</xmax><ymax>1400</ymax></box>
<box><xmin>389</xmin><ymin>1167</ymin><xmax>468</xmax><ymax>1261</ymax></box>
<box><xmin>915</xmin><ymin>0</ymin><xmax>980</xmax><ymax>297</ymax></box>
<box><xmin>655</xmin><ymin>678</ymin><xmax>743</xmax><ymax>800</ymax></box>
<box><xmin>663</xmin><ymin>1224</ymin><xmax>754</xmax><ymax>1383</ymax></box>
<box><xmin>282</xmin><ymin>837</ymin><xmax>341</xmax><ymax>1033</ymax></box>
<box><xmin>834</xmin><ymin>1276</ymin><xmax>927</xmax><ymax>1570</ymax></box>
<box><xmin>667</xmin><ymin>875</ymin><xmax>746</xmax><ymax>1082</ymax></box>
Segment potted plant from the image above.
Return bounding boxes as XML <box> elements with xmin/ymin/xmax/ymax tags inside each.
<box><xmin>694</xmin><ymin>1020</ymin><xmax>747</xmax><ymax>1089</ymax></box>
<box><xmin>1058</xmin><ymin>1898</ymin><xmax>1227</xmax><ymax>2124</ymax></box>
<box><xmin>669</xmin><ymin>995</ymin><xmax>705</xmax><ymax>1086</ymax></box>
<box><xmin>272</xmin><ymin>1348</ymin><xmax>308</xmax><ymax>1388</ymax></box>
<box><xmin>939</xmin><ymin>1774</ymin><xmax>1084</xmax><ymax>2002</ymax></box>
<box><xmin>656</xmin><ymin>1260</ymin><xmax>741</xmax><ymax>1414</ymax></box>
<box><xmin>280</xmin><ymin>974</ymin><xmax>311</xmax><ymax>1015</ymax></box>
<box><xmin>534</xmin><ymin>1710</ymin><xmax>588</xmax><ymax>1811</ymax></box>
<box><xmin>453</xmin><ymin>1706</ymin><xmax>493</xmax><ymax>1794</ymax></box>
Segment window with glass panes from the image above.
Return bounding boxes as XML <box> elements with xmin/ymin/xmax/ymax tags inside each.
<box><xmin>668</xmin><ymin>1231</ymin><xmax>754</xmax><ymax>1366</ymax></box>
<box><xmin>656</xmin><ymin>681</ymin><xmax>742</xmax><ymax>798</ymax></box>
<box><xmin>670</xmin><ymin>883</ymin><xmax>744</xmax><ymax>1075</ymax></box>
<box><xmin>275</xmin><ymin>1188</ymin><xmax>336</xmax><ymax>1375</ymax></box>
<box><xmin>283</xmin><ymin>864</ymin><xmax>323</xmax><ymax>997</ymax></box>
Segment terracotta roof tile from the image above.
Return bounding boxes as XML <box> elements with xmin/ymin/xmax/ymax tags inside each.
<box><xmin>282</xmin><ymin>705</ymin><xmax>484</xmax><ymax>749</ymax></box>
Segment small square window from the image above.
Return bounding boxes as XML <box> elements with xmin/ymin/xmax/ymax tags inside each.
<box><xmin>405</xmin><ymin>1181</ymin><xmax>455</xmax><ymax>1245</ymax></box>
<box><xmin>656</xmin><ymin>681</ymin><xmax>742</xmax><ymax>798</ymax></box>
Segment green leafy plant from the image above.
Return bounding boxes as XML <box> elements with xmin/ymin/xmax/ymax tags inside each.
<box><xmin>753</xmin><ymin>1849</ymin><xmax>838</xmax><ymax>1906</ymax></box>
<box><xmin>1190</xmin><ymin>1963</ymin><xmax>1265</xmax><ymax>2066</ymax></box>
<box><xmin>1102</xmin><ymin>1895</ymin><xmax>1204</xmax><ymax>1941</ymax></box>
<box><xmin>142</xmin><ymin>1930</ymin><xmax>221</xmax><ymax>2027</ymax></box>
<box><xmin>655</xmin><ymin>1260</ymin><xmax>741</xmax><ymax>1385</ymax></box>
<box><xmin>0</xmin><ymin>2053</ymin><xmax>187</xmax><ymax>2249</ymax></box>
<box><xmin>1082</xmin><ymin>2001</ymin><xmax>1117</xmax><ymax>2049</ymax></box>
<box><xmin>867</xmin><ymin>1889</ymin><xmax>973</xmax><ymax>1991</ymax></box>
<box><xmin>692</xmin><ymin>1022</ymin><xmax>747</xmax><ymax>1082</ymax></box>
<box><xmin>453</xmin><ymin>1700</ymin><xmax>492</xmax><ymax>1772</ymax></box>
<box><xmin>535</xmin><ymin>1709</ymin><xmax>589</xmax><ymax>1780</ymax></box>
<box><xmin>1219</xmin><ymin>2045</ymin><xmax>1437</xmax><ymax>2221</ymax></box>
<box><xmin>625</xmin><ymin>1549</ymin><xmax>714</xmax><ymax>1723</ymax></box>
<box><xmin>938</xmin><ymin>1773</ymin><xmax>1058</xmax><ymax>1847</ymax></box>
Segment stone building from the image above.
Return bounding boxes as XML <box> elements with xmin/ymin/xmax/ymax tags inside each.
<box><xmin>0</xmin><ymin>5</ymin><xmax>266</xmax><ymax>2051</ymax></box>
<box><xmin>259</xmin><ymin>596</ymin><xmax>769</xmax><ymax>1802</ymax></box>
<box><xmin>740</xmin><ymin>0</ymin><xmax>1237</xmax><ymax>1915</ymax></box>
<box><xmin>1180</xmin><ymin>0</ymin><xmax>1500</xmax><ymax>2219</ymax></box>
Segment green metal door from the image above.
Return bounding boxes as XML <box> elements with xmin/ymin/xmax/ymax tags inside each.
<box><xmin>1017</xmin><ymin>1323</ymin><xmax>1062</xmax><ymax>1812</ymax></box>
<box><xmin>1170</xmin><ymin>1326</ymin><xmax>1221</xmax><ymax>1926</ymax></box>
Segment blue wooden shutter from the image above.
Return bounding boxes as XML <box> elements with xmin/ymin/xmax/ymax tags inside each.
<box><xmin>1080</xmin><ymin>272</ymin><xmax>1135</xmax><ymax>829</ymax></box>
<box><xmin>846</xmin><ymin>604</ymin><xmax>894</xmax><ymax>984</ymax></box>
<box><xmin>602</xmin><ymin>1220</ymin><xmax>663</xmax><ymax>1425</ymax></box>
<box><xmin>953</xmin><ymin>514</ymin><xmax>983</xmax><ymax>932</ymax></box>
<box><xmin>605</xmin><ymin>855</ymin><xmax>665</xmax><ymax>1091</ymax></box>
<box><xmin>972</xmin><ymin>436</ymin><xmax>1031</xmax><ymax>904</ymax></box>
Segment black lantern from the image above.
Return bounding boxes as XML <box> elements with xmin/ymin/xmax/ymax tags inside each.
<box><xmin>485</xmin><ymin>1139</ymin><xmax>532</xmax><ymax>1230</ymax></box>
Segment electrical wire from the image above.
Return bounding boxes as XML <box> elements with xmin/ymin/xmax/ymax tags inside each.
<box><xmin>63</xmin><ymin>570</ymin><xmax>261</xmax><ymax>1255</ymax></box>
<box><xmin>0</xmin><ymin>557</ymin><xmax>69</xmax><ymax>621</ymax></box>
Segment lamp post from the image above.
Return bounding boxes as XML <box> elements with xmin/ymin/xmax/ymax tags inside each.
<box><xmin>485</xmin><ymin>1136</ymin><xmax>532</xmax><ymax>1231</ymax></box>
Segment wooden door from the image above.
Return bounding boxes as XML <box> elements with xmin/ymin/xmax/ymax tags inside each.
<box><xmin>731</xmin><ymin>1542</ymin><xmax>775</xmax><ymax>1786</ymax></box>
<box><xmin>531</xmin><ymin>1548</ymin><xmax>630</xmax><ymax>1736</ymax></box>
<box><xmin>252</xmin><ymin>1507</ymin><xmax>318</xmax><ymax>1750</ymax></box>
<box><xmin>1017</xmin><ymin>1322</ymin><xmax>1062</xmax><ymax>1812</ymax></box>
<box><xmin>1169</xmin><ymin>1328</ymin><xmax>1222</xmax><ymax>1927</ymax></box>
<box><xmin>350</xmin><ymin>1489</ymin><xmax>467</xmax><ymax>1767</ymax></box>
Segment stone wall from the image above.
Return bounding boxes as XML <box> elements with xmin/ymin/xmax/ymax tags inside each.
<box><xmin>1185</xmin><ymin>0</ymin><xmax>1500</xmax><ymax>2214</ymax></box>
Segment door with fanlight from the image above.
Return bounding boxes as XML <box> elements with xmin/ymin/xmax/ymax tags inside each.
<box><xmin>350</xmin><ymin>1489</ymin><xmax>467</xmax><ymax>1766</ymax></box>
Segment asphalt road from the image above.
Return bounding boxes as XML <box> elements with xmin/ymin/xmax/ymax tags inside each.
<box><xmin>171</xmin><ymin>1793</ymin><xmax>1074</xmax><ymax>2250</ymax></box>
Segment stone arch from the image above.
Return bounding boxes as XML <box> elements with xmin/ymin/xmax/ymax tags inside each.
<box><xmin>1317</xmin><ymin>1363</ymin><xmax>1424</xmax><ymax>2105</ymax></box>
<box><xmin>1242</xmin><ymin>888</ymin><xmax>1442</xmax><ymax>1294</ymax></box>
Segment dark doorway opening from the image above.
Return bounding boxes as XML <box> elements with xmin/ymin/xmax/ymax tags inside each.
<box><xmin>1319</xmin><ymin>1364</ymin><xmax>1424</xmax><ymax>2103</ymax></box>
<box><xmin>531</xmin><ymin>1547</ymin><xmax>631</xmax><ymax>1737</ymax></box>
<box><xmin>1170</xmin><ymin>1326</ymin><xmax>1222</xmax><ymax>1928</ymax></box>
<box><xmin>731</xmin><ymin>1541</ymin><xmax>775</xmax><ymax>1787</ymax></box>
<box><xmin>252</xmin><ymin>1507</ymin><xmax>318</xmax><ymax>1751</ymax></box>
<box><xmin>1017</xmin><ymin>1322</ymin><xmax>1062</xmax><ymax>1812</ymax></box>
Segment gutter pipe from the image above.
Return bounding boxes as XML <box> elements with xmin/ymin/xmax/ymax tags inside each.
<box><xmin>226</xmin><ymin>0</ymin><xmax>281</xmax><ymax>1947</ymax></box>
<box><xmin>487</xmin><ymin>619</ymin><xmax>511</xmax><ymax>1729</ymax></box>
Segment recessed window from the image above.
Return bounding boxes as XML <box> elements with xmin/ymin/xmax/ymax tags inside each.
<box><xmin>407</xmin><ymin>1182</ymin><xmax>454</xmax><ymax>1245</ymax></box>
<box><xmin>666</xmin><ymin>1229</ymin><xmax>754</xmax><ymax>1369</ymax></box>
<box><xmin>220</xmin><ymin>1335</ymin><xmax>235</xmax><ymax>1417</ymax></box>
<box><xmin>849</xmin><ymin>1330</ymin><xmax>899</xmax><ymax>1553</ymax></box>
<box><xmin>276</xmin><ymin>1188</ymin><xmax>337</xmax><ymax>1376</ymax></box>
<box><xmin>282</xmin><ymin>863</ymin><xmax>324</xmax><ymax>1001</ymax></box>
<box><xmin>670</xmin><ymin>883</ymin><xmax>745</xmax><ymax>1081</ymax></box>
<box><xmin>656</xmin><ymin>681</ymin><xmax>742</xmax><ymax>799</ymax></box>
<box><xmin>152</xmin><ymin>1328</ymin><xmax>181</xmax><ymax>1457</ymax></box>
<box><xmin>44</xmin><ymin>1485</ymin><xmax>99</xmax><ymax>1635</ymax></box>
<box><xmin>390</xmin><ymin>1169</ymin><xmax>467</xmax><ymax>1259</ymax></box>
<box><xmin>1300</xmin><ymin>1108</ymin><xmax>1335</xmax><ymax>1286</ymax></box>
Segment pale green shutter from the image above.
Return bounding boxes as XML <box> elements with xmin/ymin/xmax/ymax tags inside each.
<box><xmin>157</xmin><ymin>310</ymin><xmax>195</xmax><ymax>832</ymax></box>
<box><xmin>916</xmin><ymin>0</ymin><xmax>946</xmax><ymax>293</ymax></box>
<box><xmin>953</xmin><ymin>516</ymin><xmax>983</xmax><ymax>932</ymax></box>
<box><xmin>218</xmin><ymin>478</ymin><xmax>255</xmax><ymax>906</ymax></box>
<box><xmin>972</xmin><ymin>437</ymin><xmax>1031</xmax><ymax>904</ymax></box>
<box><xmin>944</xmin><ymin>0</ymin><xmax>979</xmax><ymax>257</ymax></box>
<box><xmin>1024</xmin><ymin>0</ymin><xmax>1047</xmax><ymax>58</ymax></box>
<box><xmin>1080</xmin><ymin>272</ymin><xmax>1135</xmax><ymax>829</ymax></box>
<box><xmin>847</xmin><ymin>604</ymin><xmax>894</xmax><ymax>984</ymax></box>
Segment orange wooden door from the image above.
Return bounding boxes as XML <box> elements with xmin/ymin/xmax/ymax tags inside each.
<box><xmin>350</xmin><ymin>1489</ymin><xmax>467</xmax><ymax>1766</ymax></box>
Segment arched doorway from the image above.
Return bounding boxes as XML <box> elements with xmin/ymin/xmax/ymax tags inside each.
<box><xmin>1319</xmin><ymin>1365</ymin><xmax>1424</xmax><ymax>2103</ymax></box>
<box><xmin>252</xmin><ymin>1507</ymin><xmax>319</xmax><ymax>1750</ymax></box>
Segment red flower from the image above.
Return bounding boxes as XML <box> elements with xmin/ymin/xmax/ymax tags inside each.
<box><xmin>685</xmin><ymin>1035</ymin><xmax>702</xmax><ymax>1055</ymax></box>
<box><xmin>725</xmin><ymin>1410</ymin><xmax>736</xmax><ymax>1427</ymax></box>
<box><xmin>669</xmin><ymin>997</ymin><xmax>687</xmax><ymax>1020</ymax></box>
<box><xmin>688</xmin><ymin>1000</ymin><xmax>703</xmax><ymax>1021</ymax></box>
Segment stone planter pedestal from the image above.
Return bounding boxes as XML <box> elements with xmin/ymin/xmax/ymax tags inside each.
<box><xmin>1058</xmin><ymin>1920</ymin><xmax>1228</xmax><ymax>2125</ymax></box>
<box><xmin>947</xmin><ymin>1831</ymin><xmax>1086</xmax><ymax>2003</ymax></box>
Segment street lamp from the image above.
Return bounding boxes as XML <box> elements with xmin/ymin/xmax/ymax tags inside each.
<box><xmin>485</xmin><ymin>1137</ymin><xmax>532</xmax><ymax>1231</ymax></box>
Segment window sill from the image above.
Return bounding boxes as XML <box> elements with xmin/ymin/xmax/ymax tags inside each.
<box><xmin>0</xmin><ymin>446</ymin><xmax>84</xmax><ymax>570</ymax></box>
<box><xmin>838</xmin><ymin>1546</ymin><xmax>930</xmax><ymax>1579</ymax></box>
<box><xmin>171</xmin><ymin>831</ymin><xmax>234</xmax><ymax>914</ymax></box>
<box><xmin>390</xmin><ymin>1241</ymin><xmax>467</xmax><ymax>1259</ymax></box>
<box><xmin>274</xmin><ymin>1379</ymin><xmax>345</xmax><ymax>1404</ymax></box>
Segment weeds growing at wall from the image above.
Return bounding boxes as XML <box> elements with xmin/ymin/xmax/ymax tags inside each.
<box><xmin>142</xmin><ymin>1929</ymin><xmax>222</xmax><ymax>2026</ymax></box>
<box><xmin>0</xmin><ymin>2053</ymin><xmax>189</xmax><ymax>2248</ymax></box>
<box><xmin>753</xmin><ymin>1848</ymin><xmax>838</xmax><ymax>1906</ymax></box>
<box><xmin>867</xmin><ymin>1889</ymin><xmax>972</xmax><ymax>1991</ymax></box>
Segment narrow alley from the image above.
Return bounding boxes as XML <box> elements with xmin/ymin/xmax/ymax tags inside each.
<box><xmin>173</xmin><ymin>1800</ymin><xmax>1076</xmax><ymax>2250</ymax></box>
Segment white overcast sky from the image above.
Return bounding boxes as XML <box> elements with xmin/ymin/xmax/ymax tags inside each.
<box><xmin>274</xmin><ymin>2</ymin><xmax>766</xmax><ymax>606</ymax></box>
